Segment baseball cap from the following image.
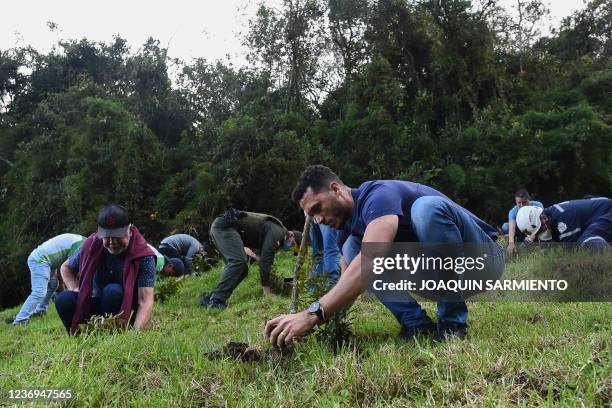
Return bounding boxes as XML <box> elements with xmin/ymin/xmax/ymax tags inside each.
<box><xmin>97</xmin><ymin>204</ymin><xmax>130</xmax><ymax>238</ymax></box>
<box><xmin>168</xmin><ymin>257</ymin><xmax>185</xmax><ymax>276</ymax></box>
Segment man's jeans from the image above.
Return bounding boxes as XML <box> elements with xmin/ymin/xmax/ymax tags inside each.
<box><xmin>343</xmin><ymin>196</ymin><xmax>504</xmax><ymax>328</ymax></box>
<box><xmin>13</xmin><ymin>256</ymin><xmax>59</xmax><ymax>324</ymax></box>
<box><xmin>55</xmin><ymin>283</ymin><xmax>126</xmax><ymax>332</ymax></box>
<box><xmin>309</xmin><ymin>222</ymin><xmax>340</xmax><ymax>287</ymax></box>
<box><xmin>502</xmin><ymin>222</ymin><xmax>526</xmax><ymax>242</ymax></box>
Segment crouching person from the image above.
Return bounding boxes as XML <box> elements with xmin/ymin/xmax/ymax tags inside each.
<box><xmin>201</xmin><ymin>209</ymin><xmax>301</xmax><ymax>309</ymax></box>
<box><xmin>12</xmin><ymin>233</ymin><xmax>85</xmax><ymax>325</ymax></box>
<box><xmin>55</xmin><ymin>204</ymin><xmax>156</xmax><ymax>334</ymax></box>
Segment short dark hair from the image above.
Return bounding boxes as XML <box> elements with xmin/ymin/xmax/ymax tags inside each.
<box><xmin>291</xmin><ymin>165</ymin><xmax>343</xmax><ymax>203</ymax></box>
<box><xmin>514</xmin><ymin>189</ymin><xmax>531</xmax><ymax>199</ymax></box>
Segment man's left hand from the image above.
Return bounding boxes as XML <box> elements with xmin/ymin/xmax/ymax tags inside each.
<box><xmin>264</xmin><ymin>311</ymin><xmax>319</xmax><ymax>348</ymax></box>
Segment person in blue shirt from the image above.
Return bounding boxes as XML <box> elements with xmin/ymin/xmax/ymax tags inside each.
<box><xmin>265</xmin><ymin>165</ymin><xmax>504</xmax><ymax>347</ymax></box>
<box><xmin>502</xmin><ymin>189</ymin><xmax>543</xmax><ymax>255</ymax></box>
<box><xmin>516</xmin><ymin>197</ymin><xmax>611</xmax><ymax>250</ymax></box>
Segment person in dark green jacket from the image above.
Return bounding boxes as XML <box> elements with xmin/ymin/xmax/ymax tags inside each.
<box><xmin>200</xmin><ymin>209</ymin><xmax>301</xmax><ymax>308</ymax></box>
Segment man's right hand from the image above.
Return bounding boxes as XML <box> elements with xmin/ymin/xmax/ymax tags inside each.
<box><xmin>506</xmin><ymin>242</ymin><xmax>516</xmax><ymax>256</ymax></box>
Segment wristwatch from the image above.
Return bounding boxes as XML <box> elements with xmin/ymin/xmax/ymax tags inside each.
<box><xmin>308</xmin><ymin>301</ymin><xmax>327</xmax><ymax>323</ymax></box>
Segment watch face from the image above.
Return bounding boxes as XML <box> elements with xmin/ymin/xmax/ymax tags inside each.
<box><xmin>309</xmin><ymin>301</ymin><xmax>320</xmax><ymax>313</ymax></box>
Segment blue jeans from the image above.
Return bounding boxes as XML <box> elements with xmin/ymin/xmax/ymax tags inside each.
<box><xmin>13</xmin><ymin>256</ymin><xmax>59</xmax><ymax>324</ymax></box>
<box><xmin>344</xmin><ymin>196</ymin><xmax>504</xmax><ymax>328</ymax></box>
<box><xmin>55</xmin><ymin>283</ymin><xmax>125</xmax><ymax>332</ymax></box>
<box><xmin>502</xmin><ymin>222</ymin><xmax>526</xmax><ymax>242</ymax></box>
<box><xmin>309</xmin><ymin>222</ymin><xmax>341</xmax><ymax>287</ymax></box>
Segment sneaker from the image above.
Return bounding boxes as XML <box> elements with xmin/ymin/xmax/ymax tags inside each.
<box><xmin>207</xmin><ymin>298</ymin><xmax>227</xmax><ymax>310</ymax></box>
<box><xmin>399</xmin><ymin>321</ymin><xmax>436</xmax><ymax>340</ymax></box>
<box><xmin>31</xmin><ymin>311</ymin><xmax>47</xmax><ymax>318</ymax></box>
<box><xmin>434</xmin><ymin>321</ymin><xmax>467</xmax><ymax>342</ymax></box>
<box><xmin>199</xmin><ymin>293</ymin><xmax>212</xmax><ymax>307</ymax></box>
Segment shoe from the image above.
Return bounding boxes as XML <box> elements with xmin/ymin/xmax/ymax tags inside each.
<box><xmin>4</xmin><ymin>317</ymin><xmax>16</xmax><ymax>324</ymax></box>
<box><xmin>207</xmin><ymin>298</ymin><xmax>227</xmax><ymax>310</ymax></box>
<box><xmin>199</xmin><ymin>293</ymin><xmax>212</xmax><ymax>307</ymax></box>
<box><xmin>434</xmin><ymin>321</ymin><xmax>467</xmax><ymax>342</ymax></box>
<box><xmin>31</xmin><ymin>311</ymin><xmax>46</xmax><ymax>318</ymax></box>
<box><xmin>399</xmin><ymin>321</ymin><xmax>436</xmax><ymax>340</ymax></box>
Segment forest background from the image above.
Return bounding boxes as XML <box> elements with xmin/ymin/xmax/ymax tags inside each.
<box><xmin>0</xmin><ymin>0</ymin><xmax>610</xmax><ymax>309</ymax></box>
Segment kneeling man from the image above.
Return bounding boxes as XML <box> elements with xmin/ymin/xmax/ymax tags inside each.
<box><xmin>265</xmin><ymin>165</ymin><xmax>504</xmax><ymax>346</ymax></box>
<box><xmin>56</xmin><ymin>204</ymin><xmax>156</xmax><ymax>334</ymax></box>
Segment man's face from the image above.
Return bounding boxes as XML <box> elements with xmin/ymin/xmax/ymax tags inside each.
<box><xmin>524</xmin><ymin>213</ymin><xmax>550</xmax><ymax>241</ymax></box>
<box><xmin>299</xmin><ymin>184</ymin><xmax>349</xmax><ymax>229</ymax></box>
<box><xmin>515</xmin><ymin>196</ymin><xmax>530</xmax><ymax>208</ymax></box>
<box><xmin>102</xmin><ymin>229</ymin><xmax>131</xmax><ymax>255</ymax></box>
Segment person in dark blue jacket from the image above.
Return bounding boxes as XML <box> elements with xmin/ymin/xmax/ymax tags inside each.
<box><xmin>516</xmin><ymin>197</ymin><xmax>611</xmax><ymax>250</ymax></box>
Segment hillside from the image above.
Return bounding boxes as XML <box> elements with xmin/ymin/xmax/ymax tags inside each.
<box><xmin>1</xmin><ymin>252</ymin><xmax>610</xmax><ymax>407</ymax></box>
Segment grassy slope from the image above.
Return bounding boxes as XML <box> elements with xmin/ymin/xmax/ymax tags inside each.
<box><xmin>1</xmin><ymin>253</ymin><xmax>610</xmax><ymax>407</ymax></box>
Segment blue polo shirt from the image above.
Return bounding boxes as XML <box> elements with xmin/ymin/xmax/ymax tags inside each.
<box><xmin>68</xmin><ymin>247</ymin><xmax>156</xmax><ymax>298</ymax></box>
<box><xmin>543</xmin><ymin>198</ymin><xmax>612</xmax><ymax>243</ymax></box>
<box><xmin>508</xmin><ymin>200</ymin><xmax>543</xmax><ymax>222</ymax></box>
<box><xmin>348</xmin><ymin>180</ymin><xmax>497</xmax><ymax>242</ymax></box>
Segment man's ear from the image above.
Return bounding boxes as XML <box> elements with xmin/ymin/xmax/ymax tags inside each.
<box><xmin>330</xmin><ymin>181</ymin><xmax>342</xmax><ymax>195</ymax></box>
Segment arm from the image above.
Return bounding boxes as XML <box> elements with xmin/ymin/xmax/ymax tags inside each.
<box><xmin>133</xmin><ymin>287</ymin><xmax>154</xmax><ymax>330</ymax></box>
<box><xmin>264</xmin><ymin>215</ymin><xmax>399</xmax><ymax>347</ymax></box>
<box><xmin>318</xmin><ymin>215</ymin><xmax>397</xmax><ymax>315</ymax></box>
<box><xmin>340</xmin><ymin>256</ymin><xmax>348</xmax><ymax>274</ymax></box>
<box><xmin>508</xmin><ymin>220</ymin><xmax>517</xmax><ymax>244</ymax></box>
<box><xmin>60</xmin><ymin>259</ymin><xmax>79</xmax><ymax>291</ymax></box>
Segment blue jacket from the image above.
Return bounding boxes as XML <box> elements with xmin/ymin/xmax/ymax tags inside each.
<box><xmin>543</xmin><ymin>198</ymin><xmax>611</xmax><ymax>244</ymax></box>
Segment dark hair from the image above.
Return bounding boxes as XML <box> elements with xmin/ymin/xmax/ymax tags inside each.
<box><xmin>514</xmin><ymin>189</ymin><xmax>531</xmax><ymax>199</ymax></box>
<box><xmin>291</xmin><ymin>165</ymin><xmax>343</xmax><ymax>203</ymax></box>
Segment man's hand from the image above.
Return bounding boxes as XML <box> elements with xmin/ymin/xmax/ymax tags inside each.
<box><xmin>133</xmin><ymin>287</ymin><xmax>154</xmax><ymax>330</ymax></box>
<box><xmin>506</xmin><ymin>242</ymin><xmax>516</xmax><ymax>256</ymax></box>
<box><xmin>262</xmin><ymin>286</ymin><xmax>272</xmax><ymax>296</ymax></box>
<box><xmin>524</xmin><ymin>234</ymin><xmax>535</xmax><ymax>243</ymax></box>
<box><xmin>244</xmin><ymin>247</ymin><xmax>260</xmax><ymax>261</ymax></box>
<box><xmin>264</xmin><ymin>310</ymin><xmax>319</xmax><ymax>347</ymax></box>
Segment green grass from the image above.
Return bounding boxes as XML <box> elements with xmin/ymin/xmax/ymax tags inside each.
<box><xmin>1</xmin><ymin>253</ymin><xmax>610</xmax><ymax>407</ymax></box>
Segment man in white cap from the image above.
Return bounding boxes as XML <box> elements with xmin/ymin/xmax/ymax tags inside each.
<box><xmin>516</xmin><ymin>197</ymin><xmax>611</xmax><ymax>250</ymax></box>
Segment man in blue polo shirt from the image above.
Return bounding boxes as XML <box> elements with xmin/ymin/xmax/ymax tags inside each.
<box><xmin>265</xmin><ymin>165</ymin><xmax>504</xmax><ymax>347</ymax></box>
<box><xmin>503</xmin><ymin>189</ymin><xmax>543</xmax><ymax>255</ymax></box>
<box><xmin>516</xmin><ymin>197</ymin><xmax>611</xmax><ymax>250</ymax></box>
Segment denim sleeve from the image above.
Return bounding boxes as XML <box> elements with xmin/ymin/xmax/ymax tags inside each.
<box><xmin>137</xmin><ymin>256</ymin><xmax>156</xmax><ymax>288</ymax></box>
<box><xmin>68</xmin><ymin>246</ymin><xmax>81</xmax><ymax>271</ymax></box>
